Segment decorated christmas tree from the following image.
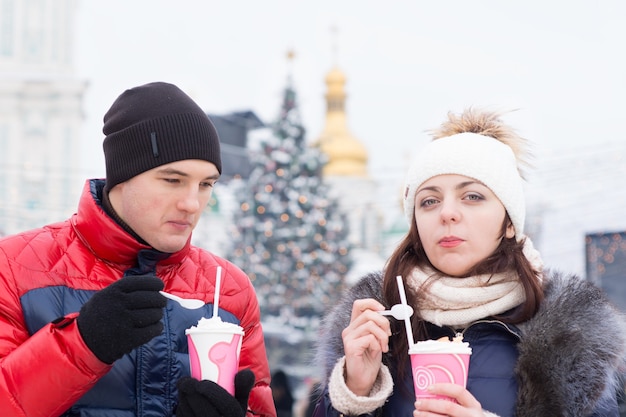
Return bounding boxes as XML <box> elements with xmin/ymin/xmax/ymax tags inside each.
<box><xmin>229</xmin><ymin>73</ymin><xmax>353</xmax><ymax>333</ymax></box>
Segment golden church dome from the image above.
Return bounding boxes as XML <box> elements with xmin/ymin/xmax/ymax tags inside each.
<box><xmin>325</xmin><ymin>68</ymin><xmax>346</xmax><ymax>96</ymax></box>
<box><xmin>315</xmin><ymin>66</ymin><xmax>368</xmax><ymax>177</ymax></box>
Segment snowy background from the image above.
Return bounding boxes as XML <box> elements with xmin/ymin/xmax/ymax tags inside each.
<box><xmin>72</xmin><ymin>1</ymin><xmax>626</xmax><ymax>280</ymax></box>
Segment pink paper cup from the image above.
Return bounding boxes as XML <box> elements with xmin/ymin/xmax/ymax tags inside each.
<box><xmin>409</xmin><ymin>352</ymin><xmax>470</xmax><ymax>402</ymax></box>
<box><xmin>186</xmin><ymin>328</ymin><xmax>244</xmax><ymax>395</ymax></box>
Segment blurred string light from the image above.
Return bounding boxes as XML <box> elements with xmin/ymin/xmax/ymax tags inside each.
<box><xmin>586</xmin><ymin>232</ymin><xmax>626</xmax><ymax>276</ymax></box>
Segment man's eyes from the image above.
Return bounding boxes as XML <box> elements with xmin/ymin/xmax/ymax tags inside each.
<box><xmin>161</xmin><ymin>178</ymin><xmax>215</xmax><ymax>188</ymax></box>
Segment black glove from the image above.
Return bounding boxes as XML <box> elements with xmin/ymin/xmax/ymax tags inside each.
<box><xmin>77</xmin><ymin>274</ymin><xmax>166</xmax><ymax>364</ymax></box>
<box><xmin>176</xmin><ymin>369</ymin><xmax>255</xmax><ymax>417</ymax></box>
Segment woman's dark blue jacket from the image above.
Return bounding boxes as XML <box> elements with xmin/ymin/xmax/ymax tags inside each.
<box><xmin>313</xmin><ymin>271</ymin><xmax>626</xmax><ymax>417</ymax></box>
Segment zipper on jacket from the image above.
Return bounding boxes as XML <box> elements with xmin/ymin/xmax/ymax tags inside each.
<box><xmin>451</xmin><ymin>319</ymin><xmax>522</xmax><ymax>341</ymax></box>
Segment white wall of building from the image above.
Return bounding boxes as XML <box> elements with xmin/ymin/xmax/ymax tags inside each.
<box><xmin>0</xmin><ymin>0</ymin><xmax>86</xmax><ymax>235</ymax></box>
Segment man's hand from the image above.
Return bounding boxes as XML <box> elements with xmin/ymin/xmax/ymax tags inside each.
<box><xmin>176</xmin><ymin>369</ymin><xmax>255</xmax><ymax>417</ymax></box>
<box><xmin>76</xmin><ymin>274</ymin><xmax>166</xmax><ymax>364</ymax></box>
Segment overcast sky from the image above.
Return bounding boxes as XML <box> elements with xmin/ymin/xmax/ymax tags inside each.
<box><xmin>74</xmin><ymin>1</ymin><xmax>626</xmax><ymax>182</ymax></box>
<box><xmin>68</xmin><ymin>1</ymin><xmax>626</xmax><ymax>278</ymax></box>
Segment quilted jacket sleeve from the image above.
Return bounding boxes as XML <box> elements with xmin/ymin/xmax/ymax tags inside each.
<box><xmin>228</xmin><ymin>264</ymin><xmax>276</xmax><ymax>417</ymax></box>
<box><xmin>0</xmin><ymin>251</ymin><xmax>111</xmax><ymax>417</ymax></box>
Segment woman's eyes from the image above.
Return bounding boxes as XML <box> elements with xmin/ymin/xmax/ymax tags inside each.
<box><xmin>464</xmin><ymin>193</ymin><xmax>485</xmax><ymax>201</ymax></box>
<box><xmin>419</xmin><ymin>198</ymin><xmax>439</xmax><ymax>207</ymax></box>
<box><xmin>419</xmin><ymin>193</ymin><xmax>484</xmax><ymax>207</ymax></box>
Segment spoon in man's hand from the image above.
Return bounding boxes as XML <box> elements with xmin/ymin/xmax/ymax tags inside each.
<box><xmin>160</xmin><ymin>291</ymin><xmax>205</xmax><ymax>309</ymax></box>
<box><xmin>378</xmin><ymin>304</ymin><xmax>414</xmax><ymax>320</ymax></box>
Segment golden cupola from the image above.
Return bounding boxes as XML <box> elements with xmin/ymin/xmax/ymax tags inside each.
<box><xmin>315</xmin><ymin>67</ymin><xmax>368</xmax><ymax>177</ymax></box>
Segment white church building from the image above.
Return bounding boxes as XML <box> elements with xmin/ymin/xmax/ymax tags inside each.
<box><xmin>0</xmin><ymin>0</ymin><xmax>86</xmax><ymax>236</ymax></box>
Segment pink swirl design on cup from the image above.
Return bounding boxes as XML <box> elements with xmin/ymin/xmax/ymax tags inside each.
<box><xmin>188</xmin><ymin>338</ymin><xmax>201</xmax><ymax>380</ymax></box>
<box><xmin>187</xmin><ymin>332</ymin><xmax>242</xmax><ymax>395</ymax></box>
<box><xmin>414</xmin><ymin>365</ymin><xmax>455</xmax><ymax>389</ymax></box>
<box><xmin>413</xmin><ymin>366</ymin><xmax>436</xmax><ymax>390</ymax></box>
<box><xmin>209</xmin><ymin>334</ymin><xmax>241</xmax><ymax>390</ymax></box>
<box><xmin>410</xmin><ymin>353</ymin><xmax>470</xmax><ymax>402</ymax></box>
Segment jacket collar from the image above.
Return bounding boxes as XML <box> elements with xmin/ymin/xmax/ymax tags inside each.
<box><xmin>70</xmin><ymin>179</ymin><xmax>190</xmax><ymax>268</ymax></box>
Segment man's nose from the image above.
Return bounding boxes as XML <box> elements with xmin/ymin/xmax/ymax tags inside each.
<box><xmin>177</xmin><ymin>188</ymin><xmax>201</xmax><ymax>212</ymax></box>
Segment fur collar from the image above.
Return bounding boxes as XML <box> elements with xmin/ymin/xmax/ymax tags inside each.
<box><xmin>315</xmin><ymin>270</ymin><xmax>626</xmax><ymax>416</ymax></box>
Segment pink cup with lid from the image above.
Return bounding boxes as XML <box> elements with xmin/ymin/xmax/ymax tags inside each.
<box><xmin>186</xmin><ymin>317</ymin><xmax>244</xmax><ymax>395</ymax></box>
<box><xmin>409</xmin><ymin>339</ymin><xmax>472</xmax><ymax>402</ymax></box>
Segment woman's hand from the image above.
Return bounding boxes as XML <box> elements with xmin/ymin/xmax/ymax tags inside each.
<box><xmin>413</xmin><ymin>383</ymin><xmax>483</xmax><ymax>416</ymax></box>
<box><xmin>342</xmin><ymin>298</ymin><xmax>391</xmax><ymax>396</ymax></box>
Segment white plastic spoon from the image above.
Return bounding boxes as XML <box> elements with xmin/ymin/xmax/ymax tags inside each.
<box><xmin>378</xmin><ymin>304</ymin><xmax>414</xmax><ymax>320</ymax></box>
<box><xmin>160</xmin><ymin>291</ymin><xmax>205</xmax><ymax>310</ymax></box>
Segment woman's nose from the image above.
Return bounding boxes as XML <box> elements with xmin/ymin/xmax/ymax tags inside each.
<box><xmin>440</xmin><ymin>201</ymin><xmax>460</xmax><ymax>223</ymax></box>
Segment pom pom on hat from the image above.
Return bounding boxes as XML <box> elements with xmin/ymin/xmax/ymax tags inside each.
<box><xmin>102</xmin><ymin>82</ymin><xmax>221</xmax><ymax>194</ymax></box>
<box><xmin>403</xmin><ymin>109</ymin><xmax>530</xmax><ymax>241</ymax></box>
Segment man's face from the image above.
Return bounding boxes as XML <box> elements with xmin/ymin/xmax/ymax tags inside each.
<box><xmin>108</xmin><ymin>159</ymin><xmax>219</xmax><ymax>253</ymax></box>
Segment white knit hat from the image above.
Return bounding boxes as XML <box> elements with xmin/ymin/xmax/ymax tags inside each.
<box><xmin>403</xmin><ymin>132</ymin><xmax>525</xmax><ymax>241</ymax></box>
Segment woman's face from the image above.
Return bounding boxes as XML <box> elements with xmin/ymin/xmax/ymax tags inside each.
<box><xmin>413</xmin><ymin>174</ymin><xmax>515</xmax><ymax>277</ymax></box>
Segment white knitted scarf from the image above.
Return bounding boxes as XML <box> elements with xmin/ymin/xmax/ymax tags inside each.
<box><xmin>406</xmin><ymin>237</ymin><xmax>544</xmax><ymax>328</ymax></box>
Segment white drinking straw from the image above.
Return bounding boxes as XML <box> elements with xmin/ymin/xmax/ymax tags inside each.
<box><xmin>213</xmin><ymin>266</ymin><xmax>222</xmax><ymax>318</ymax></box>
<box><xmin>396</xmin><ymin>275</ymin><xmax>415</xmax><ymax>347</ymax></box>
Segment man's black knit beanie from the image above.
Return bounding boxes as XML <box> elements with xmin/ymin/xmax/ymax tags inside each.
<box><xmin>102</xmin><ymin>82</ymin><xmax>221</xmax><ymax>194</ymax></box>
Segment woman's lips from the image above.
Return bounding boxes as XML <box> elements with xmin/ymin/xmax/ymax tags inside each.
<box><xmin>439</xmin><ymin>236</ymin><xmax>464</xmax><ymax>248</ymax></box>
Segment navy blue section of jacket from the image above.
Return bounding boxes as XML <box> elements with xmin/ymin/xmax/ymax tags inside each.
<box><xmin>21</xmin><ymin>286</ymin><xmax>240</xmax><ymax>416</ymax></box>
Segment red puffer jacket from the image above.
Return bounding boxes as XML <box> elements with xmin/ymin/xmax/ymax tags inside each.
<box><xmin>0</xmin><ymin>179</ymin><xmax>275</xmax><ymax>417</ymax></box>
